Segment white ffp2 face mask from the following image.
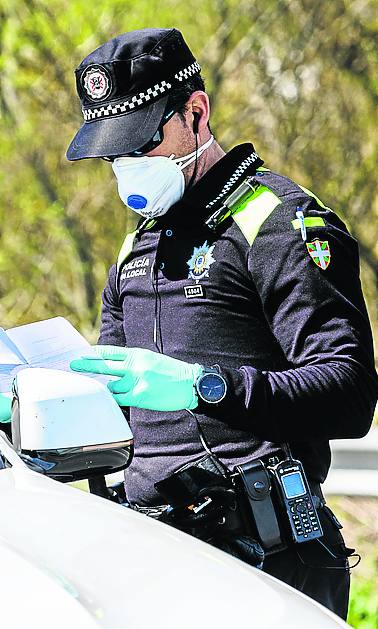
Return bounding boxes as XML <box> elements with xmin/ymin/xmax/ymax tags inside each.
<box><xmin>112</xmin><ymin>136</ymin><xmax>214</xmax><ymax>219</ymax></box>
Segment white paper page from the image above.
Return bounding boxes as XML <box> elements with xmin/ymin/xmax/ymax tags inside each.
<box><xmin>31</xmin><ymin>349</ymin><xmax>117</xmax><ymax>388</ymax></box>
<box><xmin>0</xmin><ymin>328</ymin><xmax>27</xmax><ymax>366</ymax></box>
<box><xmin>7</xmin><ymin>317</ymin><xmax>90</xmax><ymax>364</ymax></box>
<box><xmin>2</xmin><ymin>317</ymin><xmax>116</xmax><ymax>393</ymax></box>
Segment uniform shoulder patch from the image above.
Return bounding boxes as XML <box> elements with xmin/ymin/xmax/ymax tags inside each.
<box><xmin>306</xmin><ymin>239</ymin><xmax>331</xmax><ymax>270</ymax></box>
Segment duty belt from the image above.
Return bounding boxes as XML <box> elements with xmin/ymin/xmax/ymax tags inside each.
<box><xmin>130</xmin><ymin>480</ymin><xmax>325</xmax><ymax>523</ymax></box>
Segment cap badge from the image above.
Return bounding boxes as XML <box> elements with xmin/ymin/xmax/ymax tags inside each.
<box><xmin>82</xmin><ymin>65</ymin><xmax>112</xmax><ymax>101</ymax></box>
<box><xmin>306</xmin><ymin>239</ymin><xmax>331</xmax><ymax>270</ymax></box>
<box><xmin>187</xmin><ymin>241</ymin><xmax>216</xmax><ymax>283</ymax></box>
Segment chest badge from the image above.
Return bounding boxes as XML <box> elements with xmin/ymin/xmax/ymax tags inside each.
<box><xmin>306</xmin><ymin>239</ymin><xmax>331</xmax><ymax>270</ymax></box>
<box><xmin>187</xmin><ymin>240</ymin><xmax>216</xmax><ymax>283</ymax></box>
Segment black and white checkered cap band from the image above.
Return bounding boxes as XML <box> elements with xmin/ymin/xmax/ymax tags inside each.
<box><xmin>206</xmin><ymin>152</ymin><xmax>261</xmax><ymax>209</ymax></box>
<box><xmin>82</xmin><ymin>61</ymin><xmax>201</xmax><ymax>122</ymax></box>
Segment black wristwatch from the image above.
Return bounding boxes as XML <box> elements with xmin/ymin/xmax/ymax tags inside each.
<box><xmin>195</xmin><ymin>366</ymin><xmax>227</xmax><ymax>404</ymax></box>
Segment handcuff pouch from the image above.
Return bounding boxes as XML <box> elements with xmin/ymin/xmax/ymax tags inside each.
<box><xmin>235</xmin><ymin>459</ymin><xmax>286</xmax><ymax>553</ymax></box>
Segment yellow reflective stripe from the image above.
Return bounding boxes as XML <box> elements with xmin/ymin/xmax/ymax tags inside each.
<box><xmin>256</xmin><ymin>166</ymin><xmax>270</xmax><ymax>172</ymax></box>
<box><xmin>116</xmin><ymin>220</ymin><xmax>156</xmax><ymax>271</ymax></box>
<box><xmin>291</xmin><ymin>217</ymin><xmax>325</xmax><ymax>230</ymax></box>
<box><xmin>298</xmin><ymin>184</ymin><xmax>332</xmax><ymax>211</ymax></box>
<box><xmin>232</xmin><ymin>185</ymin><xmax>281</xmax><ymax>245</ymax></box>
<box><xmin>117</xmin><ymin>230</ymin><xmax>137</xmax><ymax>271</ymax></box>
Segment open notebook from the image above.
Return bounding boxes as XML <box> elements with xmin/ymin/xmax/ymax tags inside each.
<box><xmin>0</xmin><ymin>317</ymin><xmax>114</xmax><ymax>395</ymax></box>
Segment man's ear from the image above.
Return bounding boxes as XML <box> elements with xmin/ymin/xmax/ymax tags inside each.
<box><xmin>188</xmin><ymin>91</ymin><xmax>210</xmax><ymax>132</ymax></box>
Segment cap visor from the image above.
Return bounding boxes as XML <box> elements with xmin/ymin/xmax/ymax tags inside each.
<box><xmin>66</xmin><ymin>96</ymin><xmax>169</xmax><ymax>161</ymax></box>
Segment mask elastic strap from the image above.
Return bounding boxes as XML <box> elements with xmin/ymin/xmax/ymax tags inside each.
<box><xmin>171</xmin><ymin>135</ymin><xmax>214</xmax><ymax>171</ymax></box>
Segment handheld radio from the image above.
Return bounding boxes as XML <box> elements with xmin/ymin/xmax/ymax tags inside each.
<box><xmin>267</xmin><ymin>457</ymin><xmax>323</xmax><ymax>543</ymax></box>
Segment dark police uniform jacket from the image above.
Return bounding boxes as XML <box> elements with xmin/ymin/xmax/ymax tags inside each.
<box><xmin>99</xmin><ymin>143</ymin><xmax>378</xmax><ymax>506</ymax></box>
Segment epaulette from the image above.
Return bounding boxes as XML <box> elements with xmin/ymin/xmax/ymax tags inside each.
<box><xmin>252</xmin><ymin>169</ymin><xmax>332</xmax><ymax>213</ymax></box>
<box><xmin>206</xmin><ymin>168</ymin><xmax>332</xmax><ymax>246</ymax></box>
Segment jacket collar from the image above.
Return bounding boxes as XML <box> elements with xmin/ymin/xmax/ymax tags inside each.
<box><xmin>157</xmin><ymin>142</ymin><xmax>263</xmax><ymax>227</ymax></box>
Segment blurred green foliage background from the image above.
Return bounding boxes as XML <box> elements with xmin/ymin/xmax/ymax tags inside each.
<box><xmin>0</xmin><ymin>0</ymin><xmax>377</xmax><ymax>345</ymax></box>
<box><xmin>0</xmin><ymin>1</ymin><xmax>377</xmax><ymax>625</ymax></box>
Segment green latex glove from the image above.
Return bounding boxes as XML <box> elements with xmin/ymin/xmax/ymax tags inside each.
<box><xmin>70</xmin><ymin>346</ymin><xmax>203</xmax><ymax>411</ymax></box>
<box><xmin>0</xmin><ymin>394</ymin><xmax>12</xmax><ymax>423</ymax></box>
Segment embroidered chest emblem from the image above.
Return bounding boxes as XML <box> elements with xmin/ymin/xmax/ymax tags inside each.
<box><xmin>306</xmin><ymin>239</ymin><xmax>331</xmax><ymax>270</ymax></box>
<box><xmin>187</xmin><ymin>241</ymin><xmax>216</xmax><ymax>283</ymax></box>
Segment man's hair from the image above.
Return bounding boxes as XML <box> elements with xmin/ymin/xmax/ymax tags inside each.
<box><xmin>166</xmin><ymin>74</ymin><xmax>209</xmax><ymax>126</ymax></box>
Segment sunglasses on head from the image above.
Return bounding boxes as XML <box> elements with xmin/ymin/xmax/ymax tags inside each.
<box><xmin>102</xmin><ymin>107</ymin><xmax>176</xmax><ymax>162</ymax></box>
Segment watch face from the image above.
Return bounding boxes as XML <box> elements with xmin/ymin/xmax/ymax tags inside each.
<box><xmin>198</xmin><ymin>373</ymin><xmax>226</xmax><ymax>403</ymax></box>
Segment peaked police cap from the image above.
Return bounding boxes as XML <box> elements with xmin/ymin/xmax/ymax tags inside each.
<box><xmin>66</xmin><ymin>28</ymin><xmax>201</xmax><ymax>161</ymax></box>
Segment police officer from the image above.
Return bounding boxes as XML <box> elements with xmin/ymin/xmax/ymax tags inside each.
<box><xmin>67</xmin><ymin>28</ymin><xmax>378</xmax><ymax>619</ymax></box>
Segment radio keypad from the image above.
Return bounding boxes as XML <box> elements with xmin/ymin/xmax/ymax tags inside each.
<box><xmin>288</xmin><ymin>496</ymin><xmax>322</xmax><ymax>540</ymax></box>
